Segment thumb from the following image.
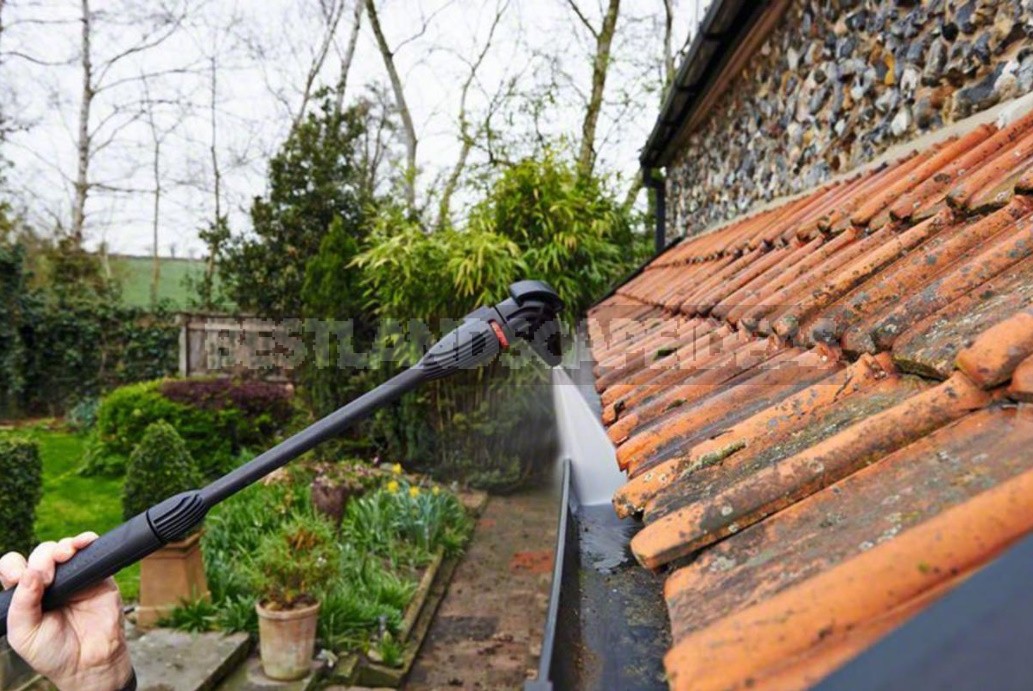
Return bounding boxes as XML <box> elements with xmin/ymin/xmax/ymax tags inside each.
<box><xmin>9</xmin><ymin>568</ymin><xmax>44</xmax><ymax>633</ymax></box>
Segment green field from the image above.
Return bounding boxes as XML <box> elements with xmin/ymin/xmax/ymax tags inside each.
<box><xmin>0</xmin><ymin>426</ymin><xmax>140</xmax><ymax>600</ymax></box>
<box><xmin>109</xmin><ymin>254</ymin><xmax>217</xmax><ymax>310</ymax></box>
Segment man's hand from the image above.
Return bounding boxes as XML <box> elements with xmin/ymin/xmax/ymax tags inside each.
<box><xmin>1</xmin><ymin>533</ymin><xmax>133</xmax><ymax>691</ymax></box>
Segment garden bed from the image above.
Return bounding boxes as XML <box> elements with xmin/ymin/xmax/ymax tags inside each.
<box><xmin>160</xmin><ymin>464</ymin><xmax>481</xmax><ymax>685</ymax></box>
<box><xmin>336</xmin><ymin>487</ymin><xmax>488</xmax><ymax>686</ymax></box>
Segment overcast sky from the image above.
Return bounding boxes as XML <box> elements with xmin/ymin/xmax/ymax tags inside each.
<box><xmin>0</xmin><ymin>0</ymin><xmax>708</xmax><ymax>257</ymax></box>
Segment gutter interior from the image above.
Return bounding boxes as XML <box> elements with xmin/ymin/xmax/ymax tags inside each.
<box><xmin>528</xmin><ymin>331</ymin><xmax>670</xmax><ymax>690</ymax></box>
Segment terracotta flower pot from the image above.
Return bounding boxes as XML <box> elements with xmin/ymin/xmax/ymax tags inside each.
<box><xmin>310</xmin><ymin>473</ymin><xmax>363</xmax><ymax>524</ymax></box>
<box><xmin>256</xmin><ymin>600</ymin><xmax>321</xmax><ymax>681</ymax></box>
<box><xmin>136</xmin><ymin>531</ymin><xmax>209</xmax><ymax>629</ymax></box>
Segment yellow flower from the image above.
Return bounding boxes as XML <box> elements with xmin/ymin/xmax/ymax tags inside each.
<box><xmin>391</xmin><ymin>463</ymin><xmax>403</xmax><ymax>475</ymax></box>
<box><xmin>386</xmin><ymin>480</ymin><xmax>400</xmax><ymax>493</ymax></box>
<box><xmin>431</xmin><ymin>486</ymin><xmax>441</xmax><ymax>496</ymax></box>
<box><xmin>408</xmin><ymin>486</ymin><xmax>420</xmax><ymax>498</ymax></box>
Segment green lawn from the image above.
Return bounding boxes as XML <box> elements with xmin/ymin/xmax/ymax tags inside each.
<box><xmin>109</xmin><ymin>254</ymin><xmax>222</xmax><ymax>311</ymax></box>
<box><xmin>0</xmin><ymin>426</ymin><xmax>140</xmax><ymax>600</ymax></box>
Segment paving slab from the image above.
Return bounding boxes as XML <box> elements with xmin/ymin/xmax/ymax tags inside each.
<box><xmin>215</xmin><ymin>656</ymin><xmax>320</xmax><ymax>691</ymax></box>
<box><xmin>404</xmin><ymin>481</ymin><xmax>557</xmax><ymax>690</ymax></box>
<box><xmin>129</xmin><ymin>628</ymin><xmax>250</xmax><ymax>691</ymax></box>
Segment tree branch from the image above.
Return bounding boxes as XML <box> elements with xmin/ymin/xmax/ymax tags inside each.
<box><xmin>577</xmin><ymin>0</ymin><xmax>620</xmax><ymax>177</ymax></box>
<box><xmin>365</xmin><ymin>0</ymin><xmax>418</xmax><ymax>213</ymax></box>
<box><xmin>334</xmin><ymin>0</ymin><xmax>364</xmax><ymax>114</ymax></box>
<box><xmin>563</xmin><ymin>0</ymin><xmax>598</xmax><ymax>39</ymax></box>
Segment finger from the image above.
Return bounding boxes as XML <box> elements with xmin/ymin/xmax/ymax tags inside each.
<box><xmin>70</xmin><ymin>531</ymin><xmax>99</xmax><ymax>550</ymax></box>
<box><xmin>0</xmin><ymin>553</ymin><xmax>27</xmax><ymax>590</ymax></box>
<box><xmin>53</xmin><ymin>537</ymin><xmax>76</xmax><ymax>563</ymax></box>
<box><xmin>9</xmin><ymin>568</ymin><xmax>43</xmax><ymax>632</ymax></box>
<box><xmin>26</xmin><ymin>542</ymin><xmax>58</xmax><ymax>587</ymax></box>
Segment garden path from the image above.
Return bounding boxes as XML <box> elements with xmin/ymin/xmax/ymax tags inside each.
<box><xmin>402</xmin><ymin>480</ymin><xmax>558</xmax><ymax>690</ymax></box>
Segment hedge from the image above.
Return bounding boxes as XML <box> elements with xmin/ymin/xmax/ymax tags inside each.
<box><xmin>87</xmin><ymin>377</ymin><xmax>293</xmax><ymax>478</ymax></box>
<box><xmin>0</xmin><ymin>438</ymin><xmax>43</xmax><ymax>556</ymax></box>
<box><xmin>0</xmin><ymin>239</ymin><xmax>179</xmax><ymax>418</ymax></box>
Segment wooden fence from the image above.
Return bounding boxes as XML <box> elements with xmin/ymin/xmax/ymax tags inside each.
<box><xmin>178</xmin><ymin>313</ymin><xmax>299</xmax><ymax>380</ymax></box>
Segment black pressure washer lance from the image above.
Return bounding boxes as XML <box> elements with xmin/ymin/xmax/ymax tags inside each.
<box><xmin>0</xmin><ymin>280</ymin><xmax>564</xmax><ymax>635</ymax></box>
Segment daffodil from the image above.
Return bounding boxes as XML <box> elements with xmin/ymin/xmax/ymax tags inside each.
<box><xmin>408</xmin><ymin>486</ymin><xmax>420</xmax><ymax>498</ymax></box>
<box><xmin>391</xmin><ymin>463</ymin><xmax>403</xmax><ymax>475</ymax></box>
<box><xmin>431</xmin><ymin>486</ymin><xmax>441</xmax><ymax>496</ymax></box>
<box><xmin>386</xmin><ymin>480</ymin><xmax>400</xmax><ymax>493</ymax></box>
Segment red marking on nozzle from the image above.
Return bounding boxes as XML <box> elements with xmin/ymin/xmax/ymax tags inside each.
<box><xmin>490</xmin><ymin>321</ymin><xmax>509</xmax><ymax>349</ymax></box>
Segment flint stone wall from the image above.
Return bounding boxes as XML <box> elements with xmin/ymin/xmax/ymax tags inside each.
<box><xmin>668</xmin><ymin>0</ymin><xmax>1033</xmax><ymax>236</ymax></box>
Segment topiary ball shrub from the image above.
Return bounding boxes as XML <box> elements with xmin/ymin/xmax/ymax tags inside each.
<box><xmin>0</xmin><ymin>438</ymin><xmax>43</xmax><ymax>556</ymax></box>
<box><xmin>122</xmin><ymin>421</ymin><xmax>203</xmax><ymax>522</ymax></box>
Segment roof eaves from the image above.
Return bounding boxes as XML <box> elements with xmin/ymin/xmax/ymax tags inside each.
<box><xmin>640</xmin><ymin>0</ymin><xmax>784</xmax><ymax>170</ymax></box>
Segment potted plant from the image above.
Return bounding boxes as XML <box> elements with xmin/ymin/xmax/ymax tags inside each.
<box><xmin>310</xmin><ymin>461</ymin><xmax>380</xmax><ymax>524</ymax></box>
<box><xmin>252</xmin><ymin>514</ymin><xmax>341</xmax><ymax>681</ymax></box>
<box><xmin>122</xmin><ymin>421</ymin><xmax>207</xmax><ymax>628</ymax></box>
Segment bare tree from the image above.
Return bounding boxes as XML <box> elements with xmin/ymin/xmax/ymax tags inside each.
<box><xmin>69</xmin><ymin>0</ymin><xmax>190</xmax><ymax>244</ymax></box>
<box><xmin>70</xmin><ymin>0</ymin><xmax>92</xmax><ymax>243</ymax></box>
<box><xmin>334</xmin><ymin>0</ymin><xmax>364</xmax><ymax>114</ymax></box>
<box><xmin>290</xmin><ymin>0</ymin><xmax>347</xmax><ymax>133</ymax></box>
<box><xmin>435</xmin><ymin>0</ymin><xmax>511</xmax><ymax>229</ymax></box>
<box><xmin>364</xmin><ymin>0</ymin><xmax>418</xmax><ymax>213</ymax></box>
<box><xmin>662</xmin><ymin>0</ymin><xmax>675</xmax><ymax>85</ymax></box>
<box><xmin>139</xmin><ymin>72</ymin><xmax>189</xmax><ymax>306</ymax></box>
<box><xmin>564</xmin><ymin>0</ymin><xmax>621</xmax><ymax>176</ymax></box>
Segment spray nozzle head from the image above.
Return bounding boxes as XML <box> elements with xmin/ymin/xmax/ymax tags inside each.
<box><xmin>495</xmin><ymin>280</ymin><xmax>564</xmax><ymax>366</ymax></box>
<box><xmin>416</xmin><ymin>280</ymin><xmax>565</xmax><ymax>378</ymax></box>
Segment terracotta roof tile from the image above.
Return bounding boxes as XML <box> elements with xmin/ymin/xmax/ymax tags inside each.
<box><xmin>605</xmin><ymin>335</ymin><xmax>783</xmax><ymax>444</ymax></box>
<box><xmin>866</xmin><ymin>207</ymin><xmax>1033</xmax><ymax>352</ymax></box>
<box><xmin>640</xmin><ymin>372</ymin><xmax>930</xmax><ymax>522</ymax></box>
<box><xmin>663</xmin><ymin>406</ymin><xmax>1033</xmax><ymax>642</ymax></box>
<box><xmin>692</xmin><ymin>245</ymin><xmax>793</xmax><ymax>315</ymax></box>
<box><xmin>956</xmin><ymin>307</ymin><xmax>1033</xmax><ymax>388</ymax></box>
<box><xmin>811</xmin><ymin>200</ymin><xmax>1032</xmax><ymax>350</ymax></box>
<box><xmin>947</xmin><ymin>128</ymin><xmax>1033</xmax><ymax>211</ymax></box>
<box><xmin>1008</xmin><ymin>354</ymin><xmax>1033</xmax><ymax>401</ymax></box>
<box><xmin>965</xmin><ymin>155</ymin><xmax>1033</xmax><ymax>212</ymax></box>
<box><xmin>755</xmin><ymin>225</ymin><xmax>899</xmax><ymax>336</ymax></box>
<box><xmin>819</xmin><ymin>150</ymin><xmax>929</xmax><ymax>233</ymax></box>
<box><xmin>772</xmin><ymin>210</ymin><xmax>957</xmax><ymax>341</ymax></box>
<box><xmin>611</xmin><ymin>353</ymin><xmax>891</xmax><ymax>518</ymax></box>
<box><xmin>724</xmin><ymin>231</ymin><xmax>854</xmax><ymax>325</ymax></box>
<box><xmin>617</xmin><ymin>347</ymin><xmax>843</xmax><ymax>475</ymax></box>
<box><xmin>594</xmin><ymin>315</ymin><xmax>698</xmax><ymax>376</ymax></box>
<box><xmin>906</xmin><ymin>111</ymin><xmax>1033</xmax><ymax>222</ymax></box>
<box><xmin>586</xmin><ymin>106</ymin><xmax>1033</xmax><ymax>688</ymax></box>
<box><xmin>849</xmin><ymin>130</ymin><xmax>989</xmax><ymax>227</ymax></box>
<box><xmin>663</xmin><ymin>408</ymin><xmax>1033</xmax><ymax>689</ymax></box>
<box><xmin>892</xmin><ymin>257</ymin><xmax>1033</xmax><ymax>379</ymax></box>
<box><xmin>596</xmin><ymin>320</ymin><xmax>729</xmax><ymax>402</ymax></box>
<box><xmin>712</xmin><ymin>236</ymin><xmax>821</xmax><ymax>321</ymax></box>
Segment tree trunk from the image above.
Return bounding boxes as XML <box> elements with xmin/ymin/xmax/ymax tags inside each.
<box><xmin>151</xmin><ymin>137</ymin><xmax>161</xmax><ymax>308</ymax></box>
<box><xmin>291</xmin><ymin>0</ymin><xmax>346</xmax><ymax>133</ymax></box>
<box><xmin>365</xmin><ymin>0</ymin><xmax>417</xmax><ymax>213</ymax></box>
<box><xmin>335</xmin><ymin>0</ymin><xmax>364</xmax><ymax>114</ymax></box>
<box><xmin>577</xmin><ymin>0</ymin><xmax>620</xmax><ymax>178</ymax></box>
<box><xmin>663</xmin><ymin>0</ymin><xmax>675</xmax><ymax>86</ymax></box>
<box><xmin>72</xmin><ymin>0</ymin><xmax>93</xmax><ymax>244</ymax></box>
<box><xmin>209</xmin><ymin>55</ymin><xmax>221</xmax><ymax>222</ymax></box>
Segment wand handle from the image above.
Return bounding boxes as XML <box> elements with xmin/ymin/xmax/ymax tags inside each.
<box><xmin>0</xmin><ymin>513</ymin><xmax>162</xmax><ymax>636</ymax></box>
